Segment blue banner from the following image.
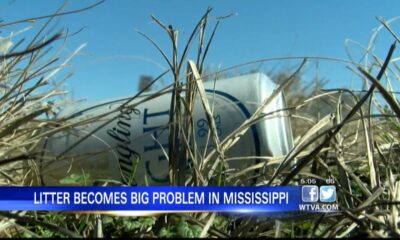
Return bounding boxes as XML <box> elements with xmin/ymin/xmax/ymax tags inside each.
<box><xmin>0</xmin><ymin>186</ymin><xmax>339</xmax><ymax>214</ymax></box>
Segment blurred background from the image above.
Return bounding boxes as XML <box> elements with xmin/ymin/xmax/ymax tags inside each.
<box><xmin>2</xmin><ymin>0</ymin><xmax>400</xmax><ymax>101</ymax></box>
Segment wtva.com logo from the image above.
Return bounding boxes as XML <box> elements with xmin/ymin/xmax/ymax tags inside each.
<box><xmin>302</xmin><ymin>186</ymin><xmax>336</xmax><ymax>203</ymax></box>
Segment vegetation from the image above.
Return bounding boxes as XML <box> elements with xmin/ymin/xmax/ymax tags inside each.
<box><xmin>0</xmin><ymin>2</ymin><xmax>400</xmax><ymax>238</ymax></box>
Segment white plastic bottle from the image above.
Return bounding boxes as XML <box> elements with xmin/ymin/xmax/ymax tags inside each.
<box><xmin>37</xmin><ymin>73</ymin><xmax>293</xmax><ymax>186</ymax></box>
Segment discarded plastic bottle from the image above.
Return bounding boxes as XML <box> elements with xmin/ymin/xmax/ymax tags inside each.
<box><xmin>36</xmin><ymin>73</ymin><xmax>293</xmax><ymax>186</ymax></box>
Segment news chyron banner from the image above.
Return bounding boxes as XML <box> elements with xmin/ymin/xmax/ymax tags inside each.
<box><xmin>0</xmin><ymin>186</ymin><xmax>339</xmax><ymax>215</ymax></box>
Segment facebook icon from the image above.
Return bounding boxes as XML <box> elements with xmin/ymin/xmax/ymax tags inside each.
<box><xmin>302</xmin><ymin>186</ymin><xmax>319</xmax><ymax>202</ymax></box>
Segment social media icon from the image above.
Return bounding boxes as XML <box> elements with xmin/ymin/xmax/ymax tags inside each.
<box><xmin>302</xmin><ymin>186</ymin><xmax>318</xmax><ymax>202</ymax></box>
<box><xmin>320</xmin><ymin>186</ymin><xmax>336</xmax><ymax>202</ymax></box>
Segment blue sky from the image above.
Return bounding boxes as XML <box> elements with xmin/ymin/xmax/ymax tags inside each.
<box><xmin>2</xmin><ymin>0</ymin><xmax>400</xmax><ymax>101</ymax></box>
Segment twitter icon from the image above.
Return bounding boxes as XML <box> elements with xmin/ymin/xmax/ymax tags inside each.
<box><xmin>320</xmin><ymin>186</ymin><xmax>336</xmax><ymax>202</ymax></box>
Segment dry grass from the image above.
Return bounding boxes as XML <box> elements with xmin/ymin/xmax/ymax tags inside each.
<box><xmin>0</xmin><ymin>4</ymin><xmax>399</xmax><ymax>238</ymax></box>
